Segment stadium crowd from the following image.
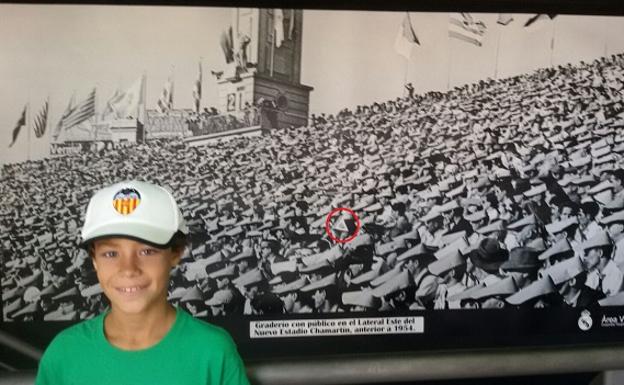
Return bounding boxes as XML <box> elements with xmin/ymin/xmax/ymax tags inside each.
<box><xmin>3</xmin><ymin>53</ymin><xmax>624</xmax><ymax>321</ymax></box>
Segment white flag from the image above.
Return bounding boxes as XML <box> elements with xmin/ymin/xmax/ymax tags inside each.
<box><xmin>157</xmin><ymin>76</ymin><xmax>174</xmax><ymax>114</ymax></box>
<box><xmin>109</xmin><ymin>76</ymin><xmax>144</xmax><ymax>120</ymax></box>
<box><xmin>274</xmin><ymin>9</ymin><xmax>284</xmax><ymax>48</ymax></box>
<box><xmin>448</xmin><ymin>13</ymin><xmax>487</xmax><ymax>47</ymax></box>
<box><xmin>394</xmin><ymin>13</ymin><xmax>420</xmax><ymax>59</ymax></box>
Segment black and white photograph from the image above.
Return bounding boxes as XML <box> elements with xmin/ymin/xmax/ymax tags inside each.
<box><xmin>3</xmin><ymin>3</ymin><xmax>624</xmax><ymax>362</ymax></box>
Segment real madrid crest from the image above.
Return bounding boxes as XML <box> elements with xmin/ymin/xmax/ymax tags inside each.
<box><xmin>113</xmin><ymin>188</ymin><xmax>141</xmax><ymax>215</ymax></box>
<box><xmin>578</xmin><ymin>310</ymin><xmax>593</xmax><ymax>331</ymax></box>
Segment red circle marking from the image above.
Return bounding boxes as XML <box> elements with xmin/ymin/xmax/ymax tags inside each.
<box><xmin>325</xmin><ymin>207</ymin><xmax>361</xmax><ymax>244</ymax></box>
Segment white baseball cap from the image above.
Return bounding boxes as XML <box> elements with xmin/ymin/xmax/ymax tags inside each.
<box><xmin>81</xmin><ymin>180</ymin><xmax>189</xmax><ymax>247</ymax></box>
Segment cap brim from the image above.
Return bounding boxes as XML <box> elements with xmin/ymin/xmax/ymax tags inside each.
<box><xmin>81</xmin><ymin>222</ymin><xmax>181</xmax><ymax>249</ymax></box>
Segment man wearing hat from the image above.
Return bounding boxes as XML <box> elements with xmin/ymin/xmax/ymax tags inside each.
<box><xmin>387</xmin><ymin>201</ymin><xmax>412</xmax><ymax>237</ymax></box>
<box><xmin>231</xmin><ymin>247</ymin><xmax>257</xmax><ymax>276</ymax></box>
<box><xmin>447</xmin><ymin>206</ymin><xmax>474</xmax><ymax>237</ymax></box>
<box><xmin>301</xmin><ymin>274</ymin><xmax>340</xmax><ymax>313</ymax></box>
<box><xmin>465</xmin><ymin>237</ymin><xmax>509</xmax><ymax>288</ymax></box>
<box><xmin>256</xmin><ymin>238</ymin><xmax>282</xmax><ymax>279</ymax></box>
<box><xmin>35</xmin><ymin>181</ymin><xmax>249</xmax><ymax>385</ymax></box>
<box><xmin>342</xmin><ymin>289</ymin><xmax>381</xmax><ymax>313</ymax></box>
<box><xmin>523</xmin><ymin>183</ymin><xmax>552</xmax><ymax>226</ymax></box>
<box><xmin>470</xmin><ymin>276</ymin><xmax>518</xmax><ymax>309</ymax></box>
<box><xmin>205</xmin><ymin>288</ymin><xmax>237</xmax><ymax>316</ymax></box>
<box><xmin>602</xmin><ymin>210</ymin><xmax>624</xmax><ymax>267</ymax></box>
<box><xmin>505</xmin><ymin>276</ymin><xmax>562</xmax><ymax>308</ymax></box>
<box><xmin>464</xmin><ymin>210</ymin><xmax>488</xmax><ymax>245</ymax></box>
<box><xmin>234</xmin><ymin>268</ymin><xmax>266</xmax><ymax>316</ymax></box>
<box><xmin>500</xmin><ymin>247</ymin><xmax>541</xmax><ymax>290</ymax></box>
<box><xmin>579</xmin><ymin>230</ymin><xmax>623</xmax><ymax>297</ymax></box>
<box><xmin>273</xmin><ymin>276</ymin><xmax>312</xmax><ymax>314</ymax></box>
<box><xmin>542</xmin><ymin>256</ymin><xmax>604</xmax><ymax>307</ymax></box>
<box><xmin>606</xmin><ymin>169</ymin><xmax>624</xmax><ymax>200</ymax></box>
<box><xmin>179</xmin><ymin>286</ymin><xmax>208</xmax><ymax>317</ymax></box>
<box><xmin>398</xmin><ymin>245</ymin><xmax>439</xmax><ymax>309</ymax></box>
<box><xmin>428</xmin><ymin>250</ymin><xmax>467</xmax><ymax>309</ymax></box>
<box><xmin>545</xmin><ymin>217</ymin><xmax>580</xmax><ymax>250</ymax></box>
<box><xmin>576</xmin><ymin>201</ymin><xmax>602</xmax><ymax>243</ymax></box>
<box><xmin>250</xmin><ymin>292</ymin><xmax>284</xmax><ymax>315</ymax></box>
<box><xmin>336</xmin><ymin>244</ymin><xmax>374</xmax><ymax>292</ymax></box>
<box><xmin>371</xmin><ymin>270</ymin><xmax>415</xmax><ymax>311</ymax></box>
<box><xmin>417</xmin><ymin>210</ymin><xmax>445</xmax><ymax>248</ymax></box>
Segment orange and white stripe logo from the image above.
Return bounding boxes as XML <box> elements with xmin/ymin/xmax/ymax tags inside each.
<box><xmin>112</xmin><ymin>188</ymin><xmax>141</xmax><ymax>215</ymax></box>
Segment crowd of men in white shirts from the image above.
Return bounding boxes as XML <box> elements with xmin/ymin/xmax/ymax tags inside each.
<box><xmin>3</xmin><ymin>53</ymin><xmax>624</xmax><ymax>321</ymax></box>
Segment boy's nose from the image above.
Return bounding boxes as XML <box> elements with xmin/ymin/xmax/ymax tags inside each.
<box><xmin>119</xmin><ymin>254</ymin><xmax>141</xmax><ymax>275</ymax></box>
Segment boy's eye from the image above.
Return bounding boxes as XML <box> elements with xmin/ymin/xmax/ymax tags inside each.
<box><xmin>101</xmin><ymin>251</ymin><xmax>118</xmax><ymax>258</ymax></box>
<box><xmin>139</xmin><ymin>248</ymin><xmax>158</xmax><ymax>256</ymax></box>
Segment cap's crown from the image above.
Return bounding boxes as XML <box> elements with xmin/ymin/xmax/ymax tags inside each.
<box><xmin>81</xmin><ymin>180</ymin><xmax>188</xmax><ymax>247</ymax></box>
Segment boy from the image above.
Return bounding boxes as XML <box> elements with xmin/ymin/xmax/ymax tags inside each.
<box><xmin>35</xmin><ymin>180</ymin><xmax>250</xmax><ymax>385</ymax></box>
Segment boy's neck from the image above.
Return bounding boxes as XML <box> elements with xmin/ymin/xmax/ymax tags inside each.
<box><xmin>104</xmin><ymin>302</ymin><xmax>177</xmax><ymax>350</ymax></box>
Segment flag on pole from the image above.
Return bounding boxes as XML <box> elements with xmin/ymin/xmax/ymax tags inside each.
<box><xmin>108</xmin><ymin>76</ymin><xmax>144</xmax><ymax>120</ymax></box>
<box><xmin>274</xmin><ymin>9</ymin><xmax>284</xmax><ymax>48</ymax></box>
<box><xmin>497</xmin><ymin>14</ymin><xmax>514</xmax><ymax>26</ymax></box>
<box><xmin>53</xmin><ymin>95</ymin><xmax>74</xmax><ymax>141</ymax></box>
<box><xmin>193</xmin><ymin>61</ymin><xmax>202</xmax><ymax>114</ymax></box>
<box><xmin>220</xmin><ymin>27</ymin><xmax>234</xmax><ymax>64</ymax></box>
<box><xmin>101</xmin><ymin>89</ymin><xmax>122</xmax><ymax>120</ymax></box>
<box><xmin>524</xmin><ymin>14</ymin><xmax>557</xmax><ymax>28</ymax></box>
<box><xmin>33</xmin><ymin>100</ymin><xmax>49</xmax><ymax>138</ymax></box>
<box><xmin>60</xmin><ymin>89</ymin><xmax>96</xmax><ymax>131</ymax></box>
<box><xmin>156</xmin><ymin>76</ymin><xmax>174</xmax><ymax>114</ymax></box>
<box><xmin>9</xmin><ymin>105</ymin><xmax>27</xmax><ymax>148</ymax></box>
<box><xmin>136</xmin><ymin>74</ymin><xmax>147</xmax><ymax>142</ymax></box>
<box><xmin>288</xmin><ymin>9</ymin><xmax>295</xmax><ymax>40</ymax></box>
<box><xmin>394</xmin><ymin>12</ymin><xmax>420</xmax><ymax>59</ymax></box>
<box><xmin>448</xmin><ymin>13</ymin><xmax>487</xmax><ymax>47</ymax></box>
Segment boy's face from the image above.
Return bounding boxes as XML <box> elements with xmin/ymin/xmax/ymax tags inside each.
<box><xmin>91</xmin><ymin>237</ymin><xmax>181</xmax><ymax>316</ymax></box>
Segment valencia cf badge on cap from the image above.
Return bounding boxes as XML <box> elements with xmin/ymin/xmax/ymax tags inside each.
<box><xmin>113</xmin><ymin>188</ymin><xmax>141</xmax><ymax>215</ymax></box>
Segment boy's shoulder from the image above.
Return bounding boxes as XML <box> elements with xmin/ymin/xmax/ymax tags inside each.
<box><xmin>177</xmin><ymin>308</ymin><xmax>235</xmax><ymax>347</ymax></box>
<box><xmin>50</xmin><ymin>313</ymin><xmax>104</xmax><ymax>345</ymax></box>
<box><xmin>41</xmin><ymin>313</ymin><xmax>104</xmax><ymax>363</ymax></box>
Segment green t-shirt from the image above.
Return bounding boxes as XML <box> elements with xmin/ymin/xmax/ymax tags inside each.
<box><xmin>35</xmin><ymin>307</ymin><xmax>250</xmax><ymax>385</ymax></box>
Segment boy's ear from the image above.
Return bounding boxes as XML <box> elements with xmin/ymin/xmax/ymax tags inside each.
<box><xmin>170</xmin><ymin>247</ymin><xmax>184</xmax><ymax>267</ymax></box>
<box><xmin>90</xmin><ymin>246</ymin><xmax>98</xmax><ymax>271</ymax></box>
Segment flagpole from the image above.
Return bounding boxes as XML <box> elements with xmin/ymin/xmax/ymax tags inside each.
<box><xmin>198</xmin><ymin>57</ymin><xmax>203</xmax><ymax>114</ymax></box>
<box><xmin>94</xmin><ymin>87</ymin><xmax>98</xmax><ymax>143</ymax></box>
<box><xmin>446</xmin><ymin>36</ymin><xmax>452</xmax><ymax>91</ymax></box>
<box><xmin>270</xmin><ymin>28</ymin><xmax>276</xmax><ymax>77</ymax></box>
<box><xmin>403</xmin><ymin>57</ymin><xmax>409</xmax><ymax>96</ymax></box>
<box><xmin>170</xmin><ymin>65</ymin><xmax>175</xmax><ymax>112</ymax></box>
<box><xmin>46</xmin><ymin>97</ymin><xmax>51</xmax><ymax>157</ymax></box>
<box><xmin>27</xmin><ymin>102</ymin><xmax>31</xmax><ymax>161</ymax></box>
<box><xmin>494</xmin><ymin>27</ymin><xmax>502</xmax><ymax>80</ymax></box>
<box><xmin>95</xmin><ymin>86</ymin><xmax>99</xmax><ymax>126</ymax></box>
<box><xmin>603</xmin><ymin>17</ymin><xmax>609</xmax><ymax>57</ymax></box>
<box><xmin>549</xmin><ymin>17</ymin><xmax>557</xmax><ymax>67</ymax></box>
<box><xmin>141</xmin><ymin>71</ymin><xmax>147</xmax><ymax>142</ymax></box>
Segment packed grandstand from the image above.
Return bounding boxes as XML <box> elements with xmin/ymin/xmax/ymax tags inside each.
<box><xmin>3</xmin><ymin>53</ymin><xmax>624</xmax><ymax>321</ymax></box>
